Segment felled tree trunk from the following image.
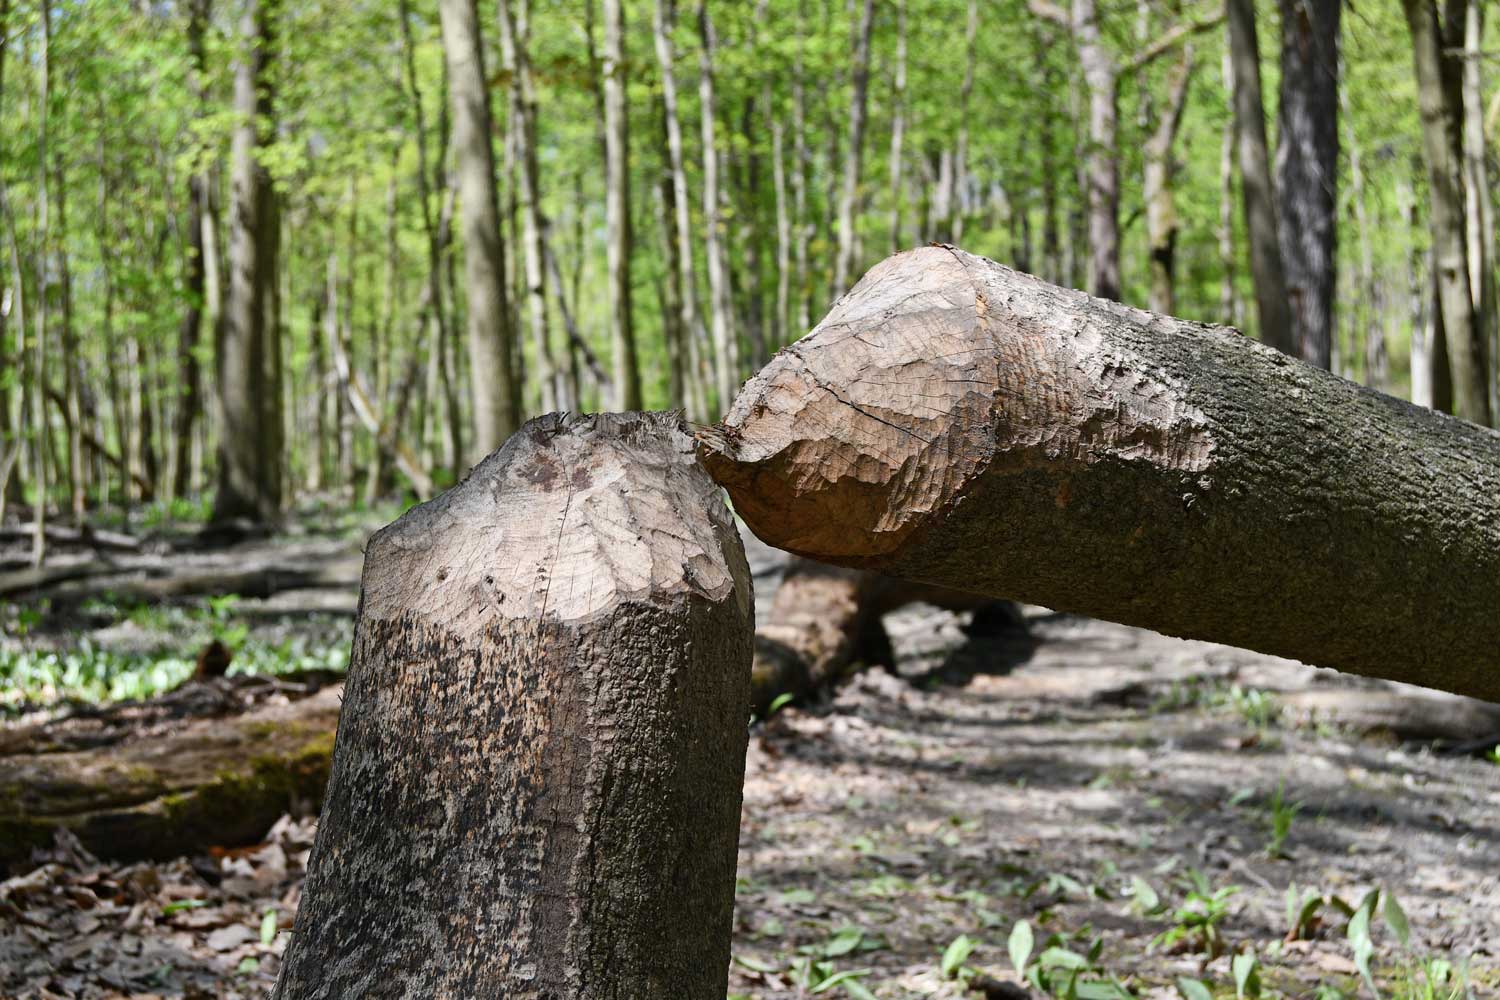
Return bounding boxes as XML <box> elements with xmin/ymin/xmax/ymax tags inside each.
<box><xmin>701</xmin><ymin>246</ymin><xmax>1500</xmax><ymax>702</ymax></box>
<box><xmin>750</xmin><ymin>557</ymin><xmax>1011</xmax><ymax>715</ymax></box>
<box><xmin>273</xmin><ymin>412</ymin><xmax>753</xmax><ymax>1000</ymax></box>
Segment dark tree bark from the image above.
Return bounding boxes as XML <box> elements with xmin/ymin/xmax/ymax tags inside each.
<box><xmin>273</xmin><ymin>412</ymin><xmax>753</xmax><ymax>1000</ymax></box>
<box><xmin>213</xmin><ymin>0</ymin><xmax>281</xmax><ymax>524</ymax></box>
<box><xmin>1275</xmin><ymin>0</ymin><xmax>1341</xmax><ymax>369</ymax></box>
<box><xmin>702</xmin><ymin>246</ymin><xmax>1500</xmax><ymax>702</ymax></box>
<box><xmin>1226</xmin><ymin>0</ymin><xmax>1294</xmax><ymax>353</ymax></box>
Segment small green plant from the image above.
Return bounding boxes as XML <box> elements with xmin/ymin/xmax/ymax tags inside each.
<box><xmin>1265</xmin><ymin>780</ymin><xmax>1302</xmax><ymax>858</ymax></box>
<box><xmin>940</xmin><ymin>933</ymin><xmax>977</xmax><ymax>980</ymax></box>
<box><xmin>1151</xmin><ymin>869</ymin><xmax>1240</xmax><ymax>957</ymax></box>
<box><xmin>1007</xmin><ymin>920</ymin><xmax>1133</xmax><ymax>998</ymax></box>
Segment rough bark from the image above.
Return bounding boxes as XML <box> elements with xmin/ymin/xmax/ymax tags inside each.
<box><xmin>214</xmin><ymin>0</ymin><xmax>280</xmax><ymax>524</ymax></box>
<box><xmin>1403</xmin><ymin>0</ymin><xmax>1491</xmax><ymax>425</ymax></box>
<box><xmin>273</xmin><ymin>412</ymin><xmax>752</xmax><ymax>1000</ymax></box>
<box><xmin>438</xmin><ymin>0</ymin><xmax>518</xmax><ymax>461</ymax></box>
<box><xmin>1226</xmin><ymin>0</ymin><xmax>1294</xmax><ymax>353</ymax></box>
<box><xmin>172</xmin><ymin>0</ymin><xmax>213</xmax><ymax>501</ymax></box>
<box><xmin>1275</xmin><ymin>0</ymin><xmax>1341</xmax><ymax>369</ymax></box>
<box><xmin>702</xmin><ymin>246</ymin><xmax>1500</xmax><ymax>702</ymax></box>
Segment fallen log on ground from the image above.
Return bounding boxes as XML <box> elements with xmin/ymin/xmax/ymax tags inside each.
<box><xmin>274</xmin><ymin>412</ymin><xmax>753</xmax><ymax>1000</ymax></box>
<box><xmin>0</xmin><ymin>678</ymin><xmax>339</xmax><ymax>866</ymax></box>
<box><xmin>701</xmin><ymin>245</ymin><xmax>1500</xmax><ymax>702</ymax></box>
<box><xmin>0</xmin><ymin>554</ymin><xmax>362</xmax><ymax>602</ymax></box>
<box><xmin>750</xmin><ymin>556</ymin><xmax>1019</xmax><ymax>715</ymax></box>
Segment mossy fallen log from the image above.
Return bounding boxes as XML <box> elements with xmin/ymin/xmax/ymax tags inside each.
<box><xmin>0</xmin><ymin>683</ymin><xmax>339</xmax><ymax>866</ymax></box>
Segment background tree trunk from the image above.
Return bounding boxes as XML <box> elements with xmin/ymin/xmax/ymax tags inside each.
<box><xmin>438</xmin><ymin>0</ymin><xmax>518</xmax><ymax>462</ymax></box>
<box><xmin>603</xmin><ymin>0</ymin><xmax>640</xmax><ymax>410</ymax></box>
<box><xmin>654</xmin><ymin>0</ymin><xmax>711</xmax><ymax>418</ymax></box>
<box><xmin>1144</xmin><ymin>46</ymin><xmax>1194</xmax><ymax>314</ymax></box>
<box><xmin>1275</xmin><ymin>0</ymin><xmax>1341</xmax><ymax>369</ymax></box>
<box><xmin>498</xmin><ymin>0</ymin><xmax>557</xmax><ymax>414</ymax></box>
<box><xmin>703</xmin><ymin>246</ymin><xmax>1500</xmax><ymax>703</ymax></box>
<box><xmin>172</xmin><ymin>0</ymin><xmax>212</xmax><ymax>501</ymax></box>
<box><xmin>832</xmin><ymin>0</ymin><xmax>875</xmax><ymax>296</ymax></box>
<box><xmin>213</xmin><ymin>0</ymin><xmax>281</xmax><ymax>524</ymax></box>
<box><xmin>699</xmin><ymin>2</ymin><xmax>738</xmax><ymax>414</ymax></box>
<box><xmin>1227</xmin><ymin>0</ymin><xmax>1294</xmax><ymax>353</ymax></box>
<box><xmin>1402</xmin><ymin>0</ymin><xmax>1491</xmax><ymax>425</ymax></box>
<box><xmin>272</xmin><ymin>412</ymin><xmax>752</xmax><ymax>1000</ymax></box>
<box><xmin>29</xmin><ymin>0</ymin><xmax>50</xmax><ymax>565</ymax></box>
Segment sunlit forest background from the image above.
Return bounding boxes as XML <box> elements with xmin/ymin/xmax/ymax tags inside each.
<box><xmin>0</xmin><ymin>0</ymin><xmax>1491</xmax><ymax>539</ymax></box>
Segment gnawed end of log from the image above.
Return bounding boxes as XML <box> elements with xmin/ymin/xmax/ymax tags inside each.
<box><xmin>703</xmin><ymin>245</ymin><xmax>1500</xmax><ymax>702</ymax></box>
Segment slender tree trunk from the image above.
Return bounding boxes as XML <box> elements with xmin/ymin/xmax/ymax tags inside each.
<box><xmin>1073</xmin><ymin>0</ymin><xmax>1120</xmax><ymax>301</ymax></box>
<box><xmin>704</xmin><ymin>246</ymin><xmax>1500</xmax><ymax>702</ymax></box>
<box><xmin>1461</xmin><ymin>0</ymin><xmax>1496</xmax><ymax>415</ymax></box>
<box><xmin>271</xmin><ymin>413</ymin><xmax>752</xmax><ymax>1000</ymax></box>
<box><xmin>1275</xmin><ymin>0</ymin><xmax>1341</xmax><ymax>369</ymax></box>
<box><xmin>950</xmin><ymin>0</ymin><xmax>980</xmax><ymax>247</ymax></box>
<box><xmin>653</xmin><ymin>133</ymin><xmax>688</xmax><ymax>411</ymax></box>
<box><xmin>1403</xmin><ymin>0</ymin><xmax>1490</xmax><ymax>424</ymax></box>
<box><xmin>601</xmin><ymin>0</ymin><xmax>640</xmax><ymax>410</ymax></box>
<box><xmin>499</xmin><ymin>0</ymin><xmax>558</xmax><ymax>414</ymax></box>
<box><xmin>1035</xmin><ymin>28</ymin><xmax>1062</xmax><ymax>284</ymax></box>
<box><xmin>1218</xmin><ymin>49</ymin><xmax>1237</xmax><ymax>327</ymax></box>
<box><xmin>770</xmin><ymin>83</ymin><xmax>792</xmax><ymax>348</ymax></box>
<box><xmin>29</xmin><ymin>0</ymin><xmax>49</xmax><ymax>564</ymax></box>
<box><xmin>214</xmin><ymin>0</ymin><xmax>281</xmax><ymax>524</ymax></box>
<box><xmin>833</xmin><ymin>0</ymin><xmax>876</xmax><ymax>295</ymax></box>
<box><xmin>1344</xmin><ymin>81</ymin><xmax>1386</xmax><ymax>388</ymax></box>
<box><xmin>654</xmin><ymin>0</ymin><xmax>712</xmax><ymax>419</ymax></box>
<box><xmin>1226</xmin><ymin>0</ymin><xmax>1294</xmax><ymax>352</ymax></box>
<box><xmin>438</xmin><ymin>0</ymin><xmax>518</xmax><ymax>462</ymax></box>
<box><xmin>790</xmin><ymin>2</ymin><xmax>811</xmax><ymax>335</ymax></box>
<box><xmin>699</xmin><ymin>3</ymin><xmax>738</xmax><ymax>412</ymax></box>
<box><xmin>1144</xmin><ymin>47</ymin><xmax>1194</xmax><ymax>314</ymax></box>
<box><xmin>887</xmin><ymin>0</ymin><xmax>908</xmax><ymax>254</ymax></box>
<box><xmin>174</xmin><ymin>0</ymin><xmax>213</xmax><ymax>500</ymax></box>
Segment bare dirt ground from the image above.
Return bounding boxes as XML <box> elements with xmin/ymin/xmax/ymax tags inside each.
<box><xmin>3</xmin><ymin>529</ymin><xmax>1498</xmax><ymax>999</ymax></box>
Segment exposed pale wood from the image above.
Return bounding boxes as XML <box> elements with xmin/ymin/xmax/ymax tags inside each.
<box><xmin>273</xmin><ymin>412</ymin><xmax>752</xmax><ymax>999</ymax></box>
<box><xmin>703</xmin><ymin>246</ymin><xmax>1500</xmax><ymax>702</ymax></box>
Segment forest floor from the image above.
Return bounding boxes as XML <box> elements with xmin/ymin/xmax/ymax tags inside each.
<box><xmin>2</xmin><ymin>519</ymin><xmax>1498</xmax><ymax>999</ymax></box>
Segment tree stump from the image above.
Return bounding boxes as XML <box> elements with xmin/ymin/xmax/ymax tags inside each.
<box><xmin>701</xmin><ymin>246</ymin><xmax>1500</xmax><ymax>702</ymax></box>
<box><xmin>272</xmin><ymin>412</ymin><xmax>753</xmax><ymax>999</ymax></box>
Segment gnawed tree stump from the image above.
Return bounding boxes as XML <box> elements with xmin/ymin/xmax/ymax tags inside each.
<box><xmin>750</xmin><ymin>556</ymin><xmax>1018</xmax><ymax>715</ymax></box>
<box><xmin>273</xmin><ymin>412</ymin><xmax>753</xmax><ymax>1000</ymax></box>
<box><xmin>701</xmin><ymin>245</ymin><xmax>1500</xmax><ymax>702</ymax></box>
